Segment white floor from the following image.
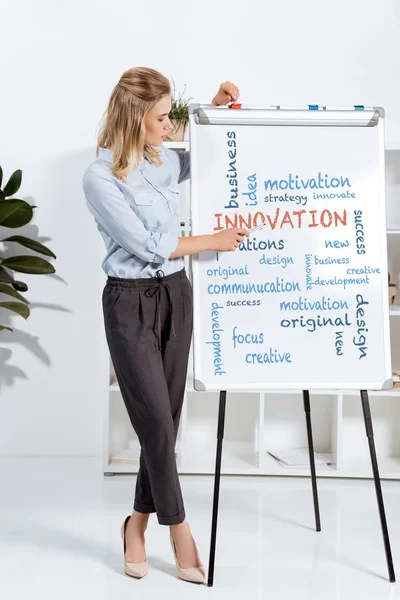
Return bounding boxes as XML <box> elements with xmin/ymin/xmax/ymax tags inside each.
<box><xmin>0</xmin><ymin>457</ymin><xmax>399</xmax><ymax>599</ymax></box>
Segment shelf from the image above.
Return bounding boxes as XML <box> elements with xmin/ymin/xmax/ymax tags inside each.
<box><xmin>264</xmin><ymin>393</ymin><xmax>335</xmax><ymax>456</ymax></box>
<box><xmin>111</xmin><ymin>382</ymin><xmax>400</xmax><ymax>395</ymax></box>
<box><xmin>104</xmin><ymin>453</ymin><xmax>400</xmax><ymax>479</ymax></box>
<box><xmin>260</xmin><ymin>389</ymin><xmax>338</xmax><ymax>395</ymax></box>
<box><xmin>341</xmin><ymin>393</ymin><xmax>400</xmax><ymax>477</ymax></box>
<box><xmin>342</xmin><ymin>389</ymin><xmax>400</xmax><ymax>396</ymax></box>
<box><xmin>338</xmin><ymin>456</ymin><xmax>400</xmax><ymax>479</ymax></box>
<box><xmin>109</xmin><ymin>446</ymin><xmax>180</xmax><ymax>466</ymax></box>
<box><xmin>262</xmin><ymin>451</ymin><xmax>337</xmax><ymax>476</ymax></box>
<box><xmin>106</xmin><ymin>442</ymin><xmax>260</xmax><ymax>474</ymax></box>
<box><xmin>182</xmin><ymin>441</ymin><xmax>259</xmax><ymax>473</ymax></box>
<box><xmin>185</xmin><ymin>392</ymin><xmax>260</xmax><ymax>470</ymax></box>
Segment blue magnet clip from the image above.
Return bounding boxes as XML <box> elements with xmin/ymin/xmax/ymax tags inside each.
<box><xmin>354</xmin><ymin>105</ymin><xmax>365</xmax><ymax>110</ymax></box>
<box><xmin>308</xmin><ymin>104</ymin><xmax>319</xmax><ymax>110</ymax></box>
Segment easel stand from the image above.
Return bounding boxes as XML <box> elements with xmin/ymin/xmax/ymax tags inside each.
<box><xmin>207</xmin><ymin>389</ymin><xmax>395</xmax><ymax>587</ymax></box>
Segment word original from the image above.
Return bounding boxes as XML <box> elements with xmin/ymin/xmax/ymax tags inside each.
<box><xmin>206</xmin><ymin>265</ymin><xmax>249</xmax><ymax>281</ymax></box>
<box><xmin>280</xmin><ymin>313</ymin><xmax>352</xmax><ymax>333</ymax></box>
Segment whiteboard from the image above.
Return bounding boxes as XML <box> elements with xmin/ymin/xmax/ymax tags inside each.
<box><xmin>188</xmin><ymin>106</ymin><xmax>392</xmax><ymax>391</ymax></box>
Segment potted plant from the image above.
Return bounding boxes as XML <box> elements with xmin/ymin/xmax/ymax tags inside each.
<box><xmin>0</xmin><ymin>165</ymin><xmax>56</xmax><ymax>333</ymax></box>
<box><xmin>388</xmin><ymin>272</ymin><xmax>398</xmax><ymax>305</ymax></box>
<box><xmin>166</xmin><ymin>81</ymin><xmax>192</xmax><ymax>142</ymax></box>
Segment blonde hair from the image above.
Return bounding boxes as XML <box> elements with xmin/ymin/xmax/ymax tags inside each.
<box><xmin>96</xmin><ymin>67</ymin><xmax>171</xmax><ymax>181</ymax></box>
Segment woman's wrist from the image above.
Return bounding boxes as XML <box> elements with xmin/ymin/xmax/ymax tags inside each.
<box><xmin>193</xmin><ymin>234</ymin><xmax>215</xmax><ymax>251</ymax></box>
<box><xmin>206</xmin><ymin>233</ymin><xmax>216</xmax><ymax>250</ymax></box>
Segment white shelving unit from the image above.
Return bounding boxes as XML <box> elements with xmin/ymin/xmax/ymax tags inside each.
<box><xmin>104</xmin><ymin>143</ymin><xmax>400</xmax><ymax>480</ymax></box>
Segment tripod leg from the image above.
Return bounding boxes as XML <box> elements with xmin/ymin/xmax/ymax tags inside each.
<box><xmin>303</xmin><ymin>390</ymin><xmax>321</xmax><ymax>532</ymax></box>
<box><xmin>360</xmin><ymin>390</ymin><xmax>395</xmax><ymax>583</ymax></box>
<box><xmin>207</xmin><ymin>390</ymin><xmax>227</xmax><ymax>587</ymax></box>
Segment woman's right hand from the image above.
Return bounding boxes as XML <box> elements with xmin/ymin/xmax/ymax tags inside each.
<box><xmin>210</xmin><ymin>227</ymin><xmax>249</xmax><ymax>252</ymax></box>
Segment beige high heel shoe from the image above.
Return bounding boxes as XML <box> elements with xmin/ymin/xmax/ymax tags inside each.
<box><xmin>169</xmin><ymin>532</ymin><xmax>205</xmax><ymax>584</ymax></box>
<box><xmin>120</xmin><ymin>515</ymin><xmax>149</xmax><ymax>579</ymax></box>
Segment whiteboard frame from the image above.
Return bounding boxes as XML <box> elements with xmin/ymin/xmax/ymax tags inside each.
<box><xmin>188</xmin><ymin>106</ymin><xmax>392</xmax><ymax>392</ymax></box>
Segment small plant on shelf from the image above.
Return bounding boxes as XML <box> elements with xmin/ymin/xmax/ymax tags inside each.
<box><xmin>166</xmin><ymin>80</ymin><xmax>192</xmax><ymax>143</ymax></box>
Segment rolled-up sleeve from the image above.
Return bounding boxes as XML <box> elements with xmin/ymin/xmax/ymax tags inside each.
<box><xmin>83</xmin><ymin>171</ymin><xmax>178</xmax><ymax>262</ymax></box>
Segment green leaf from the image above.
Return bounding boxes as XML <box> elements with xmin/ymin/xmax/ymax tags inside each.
<box><xmin>11</xmin><ymin>280</ymin><xmax>28</xmax><ymax>291</ymax></box>
<box><xmin>0</xmin><ymin>325</ymin><xmax>14</xmax><ymax>332</ymax></box>
<box><xmin>0</xmin><ymin>283</ymin><xmax>29</xmax><ymax>304</ymax></box>
<box><xmin>0</xmin><ymin>267</ymin><xmax>14</xmax><ymax>283</ymax></box>
<box><xmin>0</xmin><ymin>255</ymin><xmax>55</xmax><ymax>275</ymax></box>
<box><xmin>0</xmin><ymin>165</ymin><xmax>3</xmax><ymax>188</ymax></box>
<box><xmin>3</xmin><ymin>169</ymin><xmax>22</xmax><ymax>197</ymax></box>
<box><xmin>0</xmin><ymin>190</ymin><xmax>5</xmax><ymax>201</ymax></box>
<box><xmin>0</xmin><ymin>199</ymin><xmax>33</xmax><ymax>228</ymax></box>
<box><xmin>0</xmin><ymin>267</ymin><xmax>28</xmax><ymax>291</ymax></box>
<box><xmin>0</xmin><ymin>236</ymin><xmax>56</xmax><ymax>259</ymax></box>
<box><xmin>0</xmin><ymin>301</ymin><xmax>30</xmax><ymax>319</ymax></box>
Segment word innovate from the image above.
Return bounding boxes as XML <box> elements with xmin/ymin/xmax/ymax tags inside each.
<box><xmin>213</xmin><ymin>208</ymin><xmax>347</xmax><ymax>231</ymax></box>
<box><xmin>264</xmin><ymin>173</ymin><xmax>352</xmax><ymax>191</ymax></box>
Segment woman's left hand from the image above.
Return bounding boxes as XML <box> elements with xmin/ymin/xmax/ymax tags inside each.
<box><xmin>211</xmin><ymin>81</ymin><xmax>240</xmax><ymax>106</ymax></box>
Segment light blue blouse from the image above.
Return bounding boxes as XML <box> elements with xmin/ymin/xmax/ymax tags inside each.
<box><xmin>82</xmin><ymin>146</ymin><xmax>190</xmax><ymax>278</ymax></box>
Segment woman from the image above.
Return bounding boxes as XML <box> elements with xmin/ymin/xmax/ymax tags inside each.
<box><xmin>82</xmin><ymin>67</ymin><xmax>248</xmax><ymax>584</ymax></box>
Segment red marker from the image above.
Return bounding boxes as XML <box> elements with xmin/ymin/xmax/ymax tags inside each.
<box><xmin>229</xmin><ymin>103</ymin><xmax>242</xmax><ymax>109</ymax></box>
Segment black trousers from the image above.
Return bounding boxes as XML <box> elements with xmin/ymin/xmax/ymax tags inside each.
<box><xmin>102</xmin><ymin>268</ymin><xmax>193</xmax><ymax>525</ymax></box>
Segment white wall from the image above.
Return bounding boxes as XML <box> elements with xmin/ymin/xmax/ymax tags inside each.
<box><xmin>0</xmin><ymin>0</ymin><xmax>399</xmax><ymax>456</ymax></box>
